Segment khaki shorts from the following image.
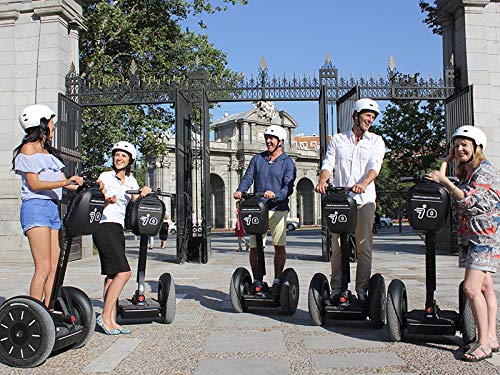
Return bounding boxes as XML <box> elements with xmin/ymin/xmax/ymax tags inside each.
<box><xmin>250</xmin><ymin>210</ymin><xmax>288</xmax><ymax>247</ymax></box>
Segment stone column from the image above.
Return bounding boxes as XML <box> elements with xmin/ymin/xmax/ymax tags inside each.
<box><xmin>437</xmin><ymin>0</ymin><xmax>500</xmax><ymax>167</ymax></box>
<box><xmin>0</xmin><ymin>0</ymin><xmax>84</xmax><ymax>262</ymax></box>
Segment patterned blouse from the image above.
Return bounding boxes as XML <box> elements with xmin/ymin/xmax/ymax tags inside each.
<box><xmin>456</xmin><ymin>160</ymin><xmax>500</xmax><ymax>256</ymax></box>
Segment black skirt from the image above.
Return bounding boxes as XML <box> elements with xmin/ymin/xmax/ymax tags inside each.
<box><xmin>92</xmin><ymin>222</ymin><xmax>130</xmax><ymax>276</ymax></box>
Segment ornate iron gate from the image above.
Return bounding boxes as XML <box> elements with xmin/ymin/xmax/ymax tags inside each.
<box><xmin>174</xmin><ymin>89</ymin><xmax>192</xmax><ymax>264</ymax></box>
<box><xmin>57</xmin><ymin>93</ymin><xmax>82</xmax><ymax>261</ymax></box>
<box><xmin>64</xmin><ymin>55</ymin><xmax>463</xmax><ymax>263</ymax></box>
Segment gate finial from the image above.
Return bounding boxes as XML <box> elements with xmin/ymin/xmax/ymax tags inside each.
<box><xmin>260</xmin><ymin>56</ymin><xmax>267</xmax><ymax>71</ymax></box>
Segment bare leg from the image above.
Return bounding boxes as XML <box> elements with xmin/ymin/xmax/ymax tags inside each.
<box><xmin>44</xmin><ymin>230</ymin><xmax>61</xmax><ymax>306</ymax></box>
<box><xmin>101</xmin><ymin>271</ymin><xmax>131</xmax><ymax>331</ymax></box>
<box><xmin>482</xmin><ymin>272</ymin><xmax>498</xmax><ymax>347</ymax></box>
<box><xmin>273</xmin><ymin>245</ymin><xmax>286</xmax><ymax>280</ymax></box>
<box><xmin>26</xmin><ymin>227</ymin><xmax>52</xmax><ymax>305</ymax></box>
<box><xmin>463</xmin><ymin>268</ymin><xmax>492</xmax><ymax>359</ymax></box>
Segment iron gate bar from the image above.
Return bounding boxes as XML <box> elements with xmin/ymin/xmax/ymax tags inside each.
<box><xmin>66</xmin><ymin>57</ymin><xmax>456</xmax><ymax>107</ymax></box>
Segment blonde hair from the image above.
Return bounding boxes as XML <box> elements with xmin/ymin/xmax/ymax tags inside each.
<box><xmin>455</xmin><ymin>138</ymin><xmax>486</xmax><ymax>180</ymax></box>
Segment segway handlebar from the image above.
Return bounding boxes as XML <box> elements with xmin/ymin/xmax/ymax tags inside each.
<box><xmin>125</xmin><ymin>188</ymin><xmax>172</xmax><ymax>197</ymax></box>
<box><xmin>240</xmin><ymin>192</ymin><xmax>264</xmax><ymax>199</ymax></box>
<box><xmin>400</xmin><ymin>174</ymin><xmax>459</xmax><ymax>184</ymax></box>
<box><xmin>326</xmin><ymin>184</ymin><xmax>352</xmax><ymax>194</ymax></box>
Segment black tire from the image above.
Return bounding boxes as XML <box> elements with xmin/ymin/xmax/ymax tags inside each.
<box><xmin>386</xmin><ymin>279</ymin><xmax>407</xmax><ymax>342</ymax></box>
<box><xmin>308</xmin><ymin>273</ymin><xmax>330</xmax><ymax>326</ymax></box>
<box><xmin>280</xmin><ymin>268</ymin><xmax>299</xmax><ymax>315</ymax></box>
<box><xmin>229</xmin><ymin>268</ymin><xmax>251</xmax><ymax>313</ymax></box>
<box><xmin>380</xmin><ymin>221</ymin><xmax>387</xmax><ymax>227</ymax></box>
<box><xmin>287</xmin><ymin>224</ymin><xmax>295</xmax><ymax>231</ymax></box>
<box><xmin>368</xmin><ymin>273</ymin><xmax>386</xmax><ymax>329</ymax></box>
<box><xmin>58</xmin><ymin>287</ymin><xmax>95</xmax><ymax>349</ymax></box>
<box><xmin>158</xmin><ymin>273</ymin><xmax>176</xmax><ymax>324</ymax></box>
<box><xmin>0</xmin><ymin>296</ymin><xmax>55</xmax><ymax>368</ymax></box>
<box><xmin>459</xmin><ymin>281</ymin><xmax>476</xmax><ymax>346</ymax></box>
<box><xmin>170</xmin><ymin>228</ymin><xmax>176</xmax><ymax>235</ymax></box>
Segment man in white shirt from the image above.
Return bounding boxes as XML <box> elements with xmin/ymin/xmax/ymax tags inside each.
<box><xmin>315</xmin><ymin>98</ymin><xmax>385</xmax><ymax>301</ymax></box>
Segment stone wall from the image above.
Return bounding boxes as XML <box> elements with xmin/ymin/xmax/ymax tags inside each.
<box><xmin>0</xmin><ymin>0</ymin><xmax>85</xmax><ymax>261</ymax></box>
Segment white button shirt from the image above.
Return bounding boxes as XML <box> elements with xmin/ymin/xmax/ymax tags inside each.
<box><xmin>321</xmin><ymin>130</ymin><xmax>385</xmax><ymax>205</ymax></box>
<box><xmin>98</xmin><ymin>170</ymin><xmax>140</xmax><ymax>227</ymax></box>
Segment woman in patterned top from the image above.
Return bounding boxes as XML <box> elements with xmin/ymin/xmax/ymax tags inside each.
<box><xmin>426</xmin><ymin>125</ymin><xmax>499</xmax><ymax>362</ymax></box>
<box><xmin>13</xmin><ymin>105</ymin><xmax>83</xmax><ymax>307</ymax></box>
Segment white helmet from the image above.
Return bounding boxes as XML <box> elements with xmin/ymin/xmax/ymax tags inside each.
<box><xmin>112</xmin><ymin>141</ymin><xmax>137</xmax><ymax>161</ymax></box>
<box><xmin>353</xmin><ymin>98</ymin><xmax>380</xmax><ymax>118</ymax></box>
<box><xmin>264</xmin><ymin>125</ymin><xmax>287</xmax><ymax>142</ymax></box>
<box><xmin>19</xmin><ymin>104</ymin><xmax>56</xmax><ymax>131</ymax></box>
<box><xmin>452</xmin><ymin>125</ymin><xmax>487</xmax><ymax>150</ymax></box>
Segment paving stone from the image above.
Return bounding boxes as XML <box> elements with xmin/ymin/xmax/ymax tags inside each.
<box><xmin>83</xmin><ymin>338</ymin><xmax>143</xmax><ymax>373</ymax></box>
<box><xmin>214</xmin><ymin>312</ymin><xmax>282</xmax><ymax>328</ymax></box>
<box><xmin>195</xmin><ymin>358</ymin><xmax>291</xmax><ymax>375</ymax></box>
<box><xmin>205</xmin><ymin>330</ymin><xmax>286</xmax><ymax>353</ymax></box>
<box><xmin>311</xmin><ymin>352</ymin><xmax>406</xmax><ymax>369</ymax></box>
<box><xmin>303</xmin><ymin>334</ymin><xmax>383</xmax><ymax>350</ymax></box>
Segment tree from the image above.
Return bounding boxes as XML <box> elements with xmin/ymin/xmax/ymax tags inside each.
<box><xmin>79</xmin><ymin>0</ymin><xmax>248</xmax><ymax>177</ymax></box>
<box><xmin>373</xmin><ymin>76</ymin><xmax>446</xmax><ymax>217</ymax></box>
<box><xmin>419</xmin><ymin>1</ymin><xmax>441</xmax><ymax>35</ymax></box>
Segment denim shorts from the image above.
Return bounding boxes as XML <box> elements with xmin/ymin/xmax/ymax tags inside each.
<box><xmin>20</xmin><ymin>199</ymin><xmax>61</xmax><ymax>235</ymax></box>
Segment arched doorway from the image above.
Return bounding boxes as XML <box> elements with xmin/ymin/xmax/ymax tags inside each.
<box><xmin>210</xmin><ymin>174</ymin><xmax>225</xmax><ymax>228</ymax></box>
<box><xmin>297</xmin><ymin>178</ymin><xmax>314</xmax><ymax>225</ymax></box>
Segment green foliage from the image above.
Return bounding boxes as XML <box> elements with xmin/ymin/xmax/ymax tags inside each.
<box><xmin>79</xmin><ymin>0</ymin><xmax>247</xmax><ymax>178</ymax></box>
<box><xmin>419</xmin><ymin>1</ymin><xmax>441</xmax><ymax>35</ymax></box>
<box><xmin>372</xmin><ymin>74</ymin><xmax>446</xmax><ymax>217</ymax></box>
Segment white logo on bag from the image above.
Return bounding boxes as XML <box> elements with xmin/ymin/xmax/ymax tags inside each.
<box><xmin>328</xmin><ymin>211</ymin><xmax>347</xmax><ymax>224</ymax></box>
<box><xmin>89</xmin><ymin>208</ymin><xmax>102</xmax><ymax>223</ymax></box>
<box><xmin>140</xmin><ymin>214</ymin><xmax>158</xmax><ymax>226</ymax></box>
<box><xmin>414</xmin><ymin>204</ymin><xmax>438</xmax><ymax>220</ymax></box>
<box><xmin>243</xmin><ymin>215</ymin><xmax>260</xmax><ymax>225</ymax></box>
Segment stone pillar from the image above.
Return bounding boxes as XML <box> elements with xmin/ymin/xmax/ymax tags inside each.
<box><xmin>437</xmin><ymin>0</ymin><xmax>500</xmax><ymax>167</ymax></box>
<box><xmin>0</xmin><ymin>0</ymin><xmax>84</xmax><ymax>262</ymax></box>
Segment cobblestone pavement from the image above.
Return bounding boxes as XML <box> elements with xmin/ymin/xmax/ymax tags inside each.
<box><xmin>0</xmin><ymin>227</ymin><xmax>499</xmax><ymax>374</ymax></box>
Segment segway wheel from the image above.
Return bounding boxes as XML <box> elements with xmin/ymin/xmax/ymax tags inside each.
<box><xmin>368</xmin><ymin>273</ymin><xmax>386</xmax><ymax>329</ymax></box>
<box><xmin>280</xmin><ymin>268</ymin><xmax>299</xmax><ymax>315</ymax></box>
<box><xmin>0</xmin><ymin>297</ymin><xmax>55</xmax><ymax>368</ymax></box>
<box><xmin>229</xmin><ymin>267</ymin><xmax>251</xmax><ymax>313</ymax></box>
<box><xmin>459</xmin><ymin>281</ymin><xmax>476</xmax><ymax>346</ymax></box>
<box><xmin>308</xmin><ymin>273</ymin><xmax>330</xmax><ymax>326</ymax></box>
<box><xmin>158</xmin><ymin>273</ymin><xmax>176</xmax><ymax>324</ymax></box>
<box><xmin>58</xmin><ymin>286</ymin><xmax>95</xmax><ymax>349</ymax></box>
<box><xmin>386</xmin><ymin>279</ymin><xmax>407</xmax><ymax>342</ymax></box>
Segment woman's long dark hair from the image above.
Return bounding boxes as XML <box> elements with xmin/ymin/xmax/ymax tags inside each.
<box><xmin>11</xmin><ymin>118</ymin><xmax>63</xmax><ymax>170</ymax></box>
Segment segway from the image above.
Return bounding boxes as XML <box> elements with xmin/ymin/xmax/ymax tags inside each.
<box><xmin>0</xmin><ymin>180</ymin><xmax>104</xmax><ymax>367</ymax></box>
<box><xmin>117</xmin><ymin>189</ymin><xmax>176</xmax><ymax>324</ymax></box>
<box><xmin>229</xmin><ymin>193</ymin><xmax>299</xmax><ymax>315</ymax></box>
<box><xmin>308</xmin><ymin>185</ymin><xmax>386</xmax><ymax>327</ymax></box>
<box><xmin>386</xmin><ymin>175</ymin><xmax>476</xmax><ymax>345</ymax></box>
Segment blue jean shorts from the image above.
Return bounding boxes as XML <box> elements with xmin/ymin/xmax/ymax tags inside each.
<box><xmin>20</xmin><ymin>199</ymin><xmax>61</xmax><ymax>235</ymax></box>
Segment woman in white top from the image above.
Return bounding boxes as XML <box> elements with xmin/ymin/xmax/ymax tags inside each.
<box><xmin>93</xmin><ymin>141</ymin><xmax>151</xmax><ymax>334</ymax></box>
<box><xmin>13</xmin><ymin>105</ymin><xmax>83</xmax><ymax>307</ymax></box>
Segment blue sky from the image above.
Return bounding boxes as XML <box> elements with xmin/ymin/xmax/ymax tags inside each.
<box><xmin>186</xmin><ymin>0</ymin><xmax>443</xmax><ymax>135</ymax></box>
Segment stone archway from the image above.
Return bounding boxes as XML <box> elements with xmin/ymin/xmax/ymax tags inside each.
<box><xmin>210</xmin><ymin>173</ymin><xmax>225</xmax><ymax>228</ymax></box>
<box><xmin>296</xmin><ymin>178</ymin><xmax>315</xmax><ymax>226</ymax></box>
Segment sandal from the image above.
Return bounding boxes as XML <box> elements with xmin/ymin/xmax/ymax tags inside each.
<box><xmin>462</xmin><ymin>342</ymin><xmax>492</xmax><ymax>362</ymax></box>
<box><xmin>491</xmin><ymin>340</ymin><xmax>499</xmax><ymax>353</ymax></box>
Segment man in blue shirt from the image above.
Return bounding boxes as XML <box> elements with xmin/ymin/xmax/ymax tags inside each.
<box><xmin>234</xmin><ymin>125</ymin><xmax>296</xmax><ymax>292</ymax></box>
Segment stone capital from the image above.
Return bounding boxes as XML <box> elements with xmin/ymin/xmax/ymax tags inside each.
<box><xmin>437</xmin><ymin>0</ymin><xmax>489</xmax><ymax>19</ymax></box>
<box><xmin>0</xmin><ymin>10</ymin><xmax>19</xmax><ymax>27</ymax></box>
<box><xmin>33</xmin><ymin>0</ymin><xmax>86</xmax><ymax>31</ymax></box>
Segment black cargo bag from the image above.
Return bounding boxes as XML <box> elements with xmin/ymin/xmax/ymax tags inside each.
<box><xmin>239</xmin><ymin>198</ymin><xmax>269</xmax><ymax>235</ymax></box>
<box><xmin>125</xmin><ymin>195</ymin><xmax>166</xmax><ymax>236</ymax></box>
<box><xmin>322</xmin><ymin>193</ymin><xmax>357</xmax><ymax>234</ymax></box>
<box><xmin>63</xmin><ymin>187</ymin><xmax>105</xmax><ymax>237</ymax></box>
<box><xmin>407</xmin><ymin>181</ymin><xmax>449</xmax><ymax>232</ymax></box>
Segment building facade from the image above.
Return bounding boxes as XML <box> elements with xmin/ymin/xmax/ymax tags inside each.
<box><xmin>152</xmin><ymin>104</ymin><xmax>322</xmax><ymax>230</ymax></box>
